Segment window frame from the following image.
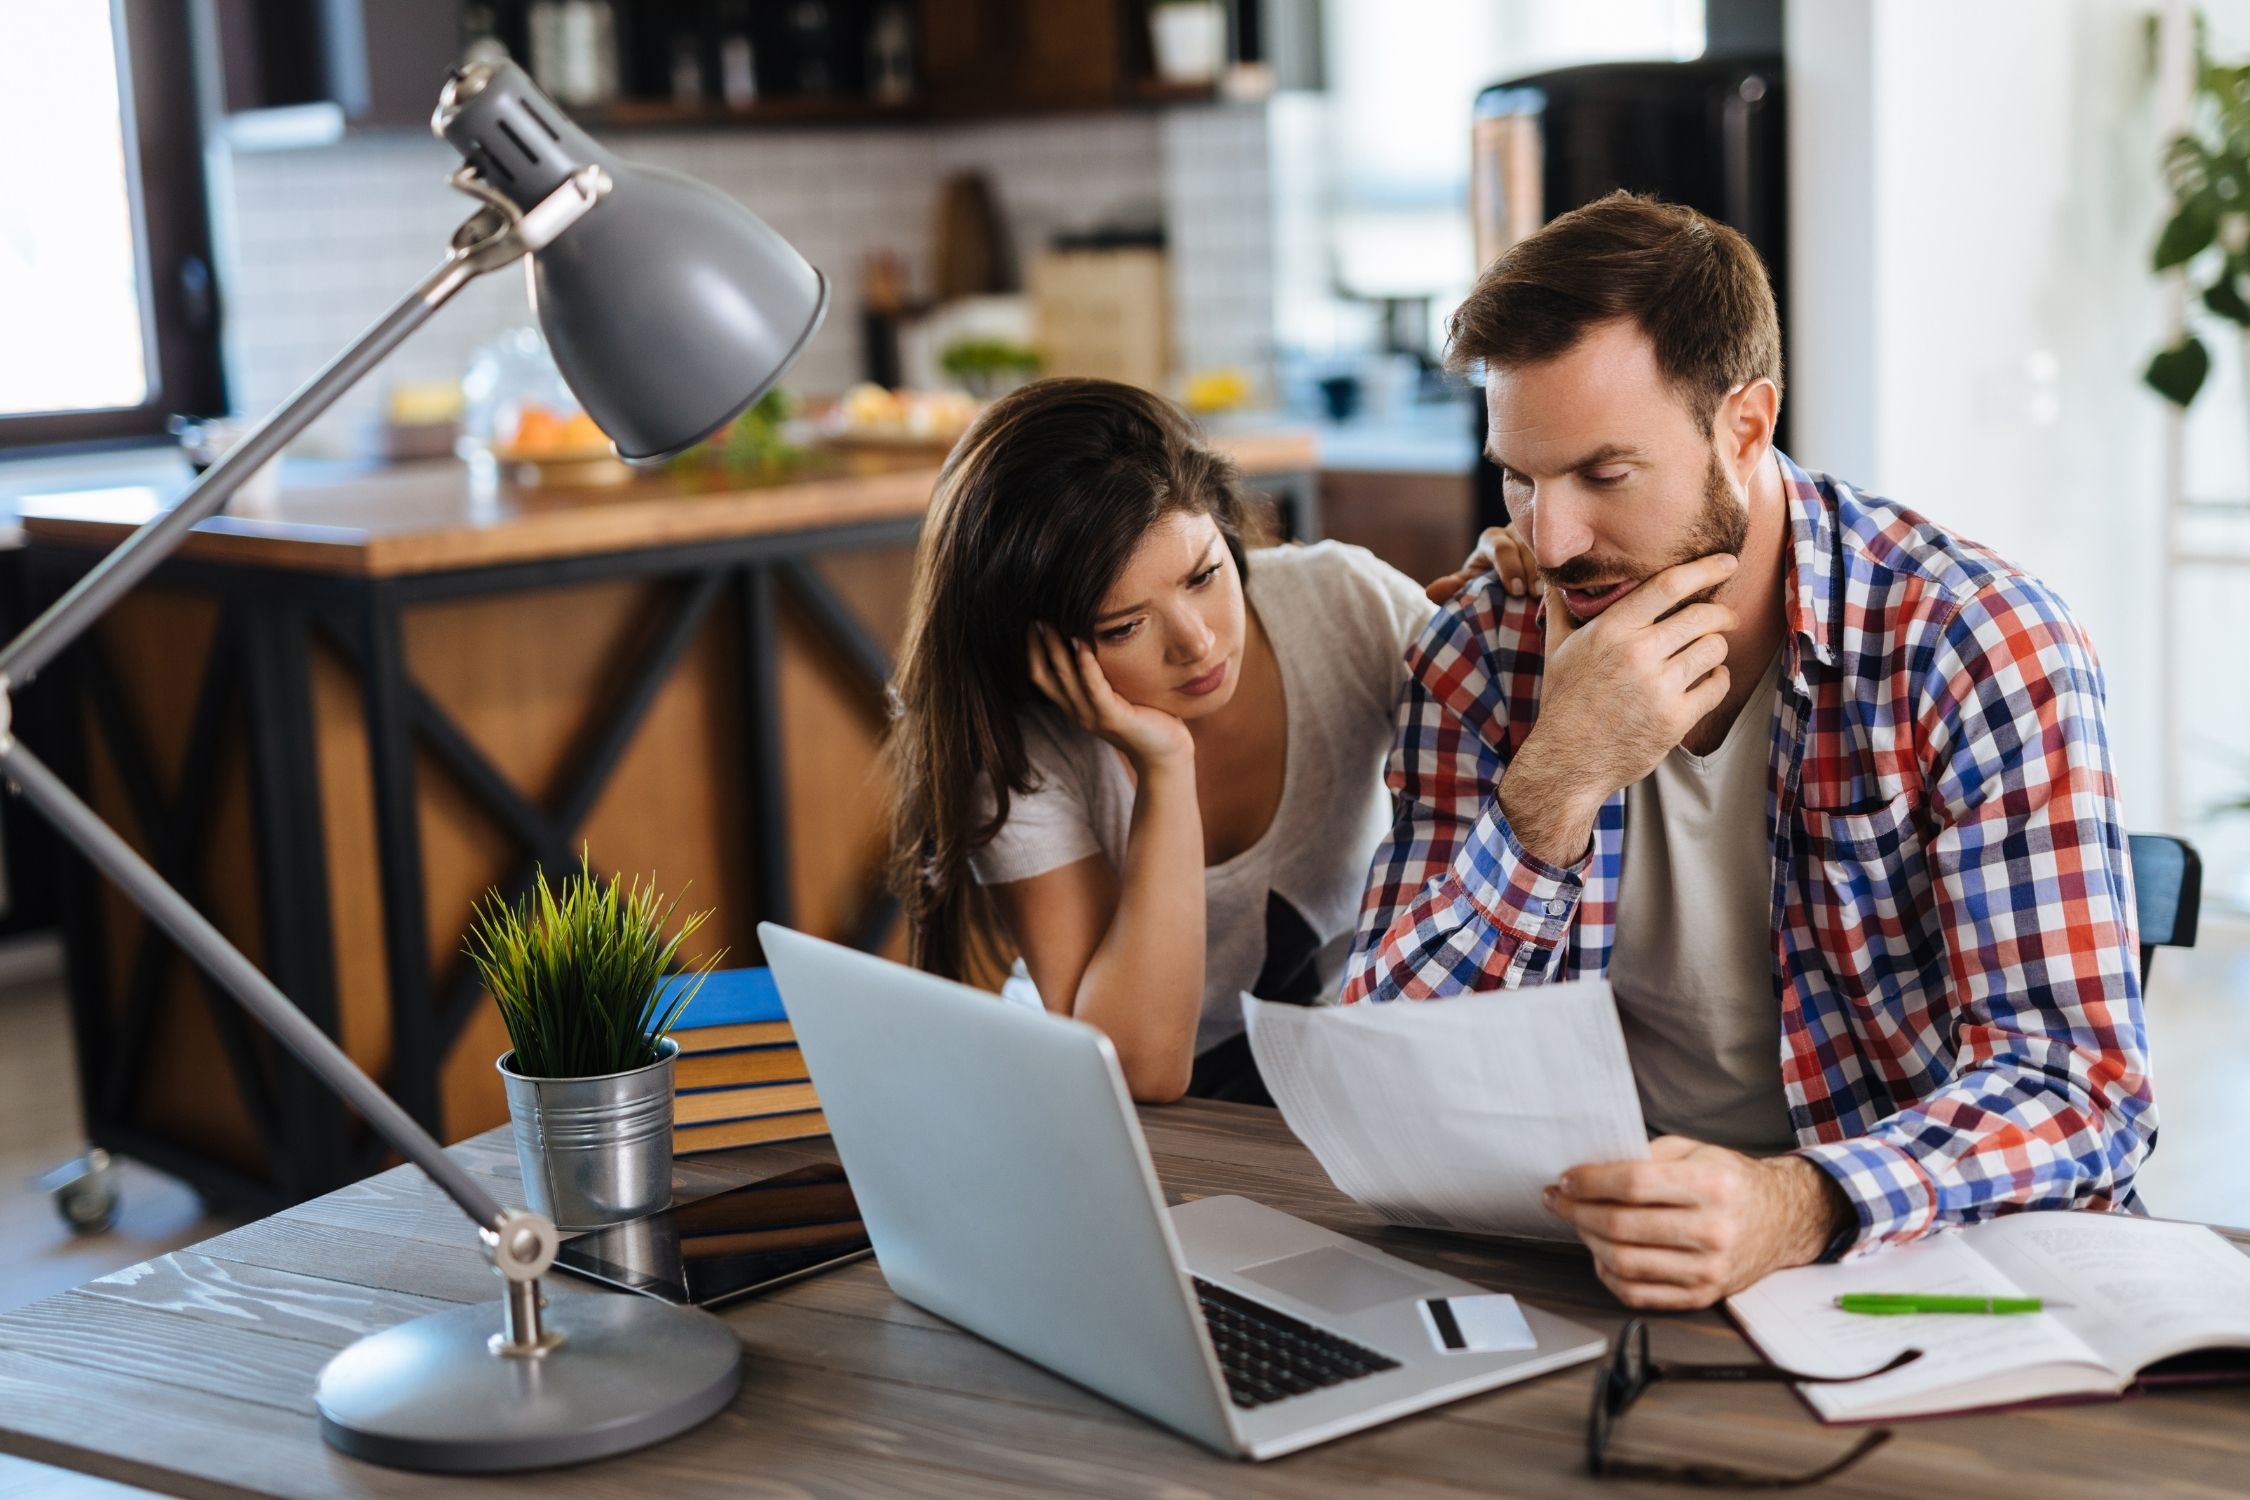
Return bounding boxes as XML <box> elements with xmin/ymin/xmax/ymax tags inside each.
<box><xmin>0</xmin><ymin>0</ymin><xmax>228</xmax><ymax>452</ymax></box>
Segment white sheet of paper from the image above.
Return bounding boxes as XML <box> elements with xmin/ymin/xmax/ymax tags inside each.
<box><xmin>1242</xmin><ymin>981</ymin><xmax>1649</xmax><ymax>1240</ymax></box>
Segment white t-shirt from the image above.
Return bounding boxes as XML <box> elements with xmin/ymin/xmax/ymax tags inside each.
<box><xmin>969</xmin><ymin>541</ymin><xmax>1436</xmax><ymax>1054</ymax></box>
<box><xmin>1608</xmin><ymin>648</ymin><xmax>1798</xmax><ymax>1154</ymax></box>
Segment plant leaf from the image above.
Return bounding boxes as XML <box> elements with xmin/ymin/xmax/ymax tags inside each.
<box><xmin>2206</xmin><ymin>266</ymin><xmax>2250</xmax><ymax>325</ymax></box>
<box><xmin>2154</xmin><ymin>189</ymin><xmax>2221</xmax><ymax>271</ymax></box>
<box><xmin>463</xmin><ymin>847</ymin><xmax>720</xmax><ymax>1077</ymax></box>
<box><xmin>2145</xmin><ymin>335</ymin><xmax>2212</xmax><ymax>406</ymax></box>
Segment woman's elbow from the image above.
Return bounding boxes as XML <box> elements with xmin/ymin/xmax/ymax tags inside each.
<box><xmin>1121</xmin><ymin>1053</ymin><xmax>1193</xmax><ymax>1105</ymax></box>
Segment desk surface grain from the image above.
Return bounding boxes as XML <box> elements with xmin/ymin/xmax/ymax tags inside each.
<box><xmin>0</xmin><ymin>1102</ymin><xmax>2242</xmax><ymax>1499</ymax></box>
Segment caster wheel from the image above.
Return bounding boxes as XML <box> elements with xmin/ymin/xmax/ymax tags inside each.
<box><xmin>44</xmin><ymin>1149</ymin><xmax>119</xmax><ymax>1236</ymax></box>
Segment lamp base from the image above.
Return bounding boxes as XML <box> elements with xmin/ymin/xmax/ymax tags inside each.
<box><xmin>315</xmin><ymin>1287</ymin><xmax>742</xmax><ymax>1472</ymax></box>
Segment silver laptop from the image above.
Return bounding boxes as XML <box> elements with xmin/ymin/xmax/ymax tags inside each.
<box><xmin>758</xmin><ymin>924</ymin><xmax>1605</xmax><ymax>1460</ymax></box>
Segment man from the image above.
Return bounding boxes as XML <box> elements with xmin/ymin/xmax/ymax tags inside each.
<box><xmin>1342</xmin><ymin>192</ymin><xmax>2153</xmax><ymax>1310</ymax></box>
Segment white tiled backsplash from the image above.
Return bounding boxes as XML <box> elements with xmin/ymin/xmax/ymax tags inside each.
<box><xmin>217</xmin><ymin>105</ymin><xmax>1275</xmax><ymax>456</ymax></box>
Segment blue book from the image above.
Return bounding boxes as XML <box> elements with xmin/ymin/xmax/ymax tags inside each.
<box><xmin>659</xmin><ymin>967</ymin><xmax>785</xmax><ymax>1030</ymax></box>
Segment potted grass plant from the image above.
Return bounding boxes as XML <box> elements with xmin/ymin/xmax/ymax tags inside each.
<box><xmin>467</xmin><ymin>851</ymin><xmax>722</xmax><ymax>1229</ymax></box>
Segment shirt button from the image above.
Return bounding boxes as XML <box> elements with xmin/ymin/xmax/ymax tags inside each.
<box><xmin>1544</xmin><ymin>898</ymin><xmax>1568</xmax><ymax>916</ymax></box>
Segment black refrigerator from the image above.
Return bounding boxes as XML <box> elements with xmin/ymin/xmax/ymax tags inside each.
<box><xmin>1466</xmin><ymin>56</ymin><xmax>1788</xmax><ymax>532</ymax></box>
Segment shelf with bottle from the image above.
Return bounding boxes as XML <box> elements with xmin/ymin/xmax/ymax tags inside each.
<box><xmin>582</xmin><ymin>94</ymin><xmax>929</xmax><ymax>131</ymax></box>
<box><xmin>465</xmin><ymin>0</ymin><xmax>920</xmax><ymax>118</ymax></box>
<box><xmin>456</xmin><ymin>0</ymin><xmax>1253</xmax><ymax>133</ymax></box>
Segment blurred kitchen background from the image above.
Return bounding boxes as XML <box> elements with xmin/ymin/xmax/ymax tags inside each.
<box><xmin>2</xmin><ymin>0</ymin><xmax>2248</xmax><ymax>1333</ymax></box>
<box><xmin>165</xmin><ymin>0</ymin><xmax>2250</xmax><ymax>940</ymax></box>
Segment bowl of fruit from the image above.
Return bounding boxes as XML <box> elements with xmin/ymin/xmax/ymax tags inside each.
<box><xmin>821</xmin><ymin>383</ymin><xmax>982</xmax><ymax>451</ymax></box>
<box><xmin>493</xmin><ymin>403</ymin><xmax>626</xmax><ymax>486</ymax></box>
<box><xmin>461</xmin><ymin>328</ymin><xmax>631</xmax><ymax>487</ymax></box>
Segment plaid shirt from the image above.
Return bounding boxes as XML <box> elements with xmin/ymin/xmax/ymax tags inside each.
<box><xmin>1341</xmin><ymin>451</ymin><xmax>2154</xmax><ymax>1257</ymax></box>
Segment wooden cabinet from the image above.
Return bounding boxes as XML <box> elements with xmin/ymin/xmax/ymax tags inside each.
<box><xmin>1319</xmin><ymin>468</ymin><xmax>1477</xmax><ymax>595</ymax></box>
<box><xmin>914</xmin><ymin>0</ymin><xmax>1132</xmax><ymax>117</ymax></box>
<box><xmin>211</xmin><ymin>0</ymin><xmax>1224</xmax><ymax>140</ymax></box>
<box><xmin>914</xmin><ymin>0</ymin><xmax>1002</xmax><ymax>113</ymax></box>
<box><xmin>1013</xmin><ymin>0</ymin><xmax>1128</xmax><ymax>112</ymax></box>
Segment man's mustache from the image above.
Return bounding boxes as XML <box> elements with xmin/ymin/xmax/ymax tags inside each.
<box><xmin>1545</xmin><ymin>558</ymin><xmax>1641</xmax><ymax>588</ymax></box>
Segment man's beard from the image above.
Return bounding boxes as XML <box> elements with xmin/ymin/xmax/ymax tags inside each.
<box><xmin>1547</xmin><ymin>453</ymin><xmax>1749</xmax><ymax>626</ymax></box>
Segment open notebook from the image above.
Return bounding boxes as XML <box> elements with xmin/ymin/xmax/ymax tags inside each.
<box><xmin>1726</xmin><ymin>1211</ymin><xmax>2250</xmax><ymax>1422</ymax></box>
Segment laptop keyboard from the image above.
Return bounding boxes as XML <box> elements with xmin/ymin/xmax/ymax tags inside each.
<box><xmin>1192</xmin><ymin>1277</ymin><xmax>1401</xmax><ymax>1409</ymax></box>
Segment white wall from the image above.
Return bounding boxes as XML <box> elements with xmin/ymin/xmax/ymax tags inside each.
<box><xmin>1779</xmin><ymin>0</ymin><xmax>1875</xmax><ymax>487</ymax></box>
<box><xmin>1786</xmin><ymin>0</ymin><xmax>2176</xmax><ymax>850</ymax></box>
<box><xmin>215</xmin><ymin>107</ymin><xmax>1276</xmax><ymax>455</ymax></box>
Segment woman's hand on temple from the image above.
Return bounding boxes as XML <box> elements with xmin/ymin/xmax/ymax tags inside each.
<box><xmin>1426</xmin><ymin>523</ymin><xmax>1539</xmax><ymax>604</ymax></box>
<box><xmin>1028</xmin><ymin>623</ymin><xmax>1195</xmax><ymax>769</ymax></box>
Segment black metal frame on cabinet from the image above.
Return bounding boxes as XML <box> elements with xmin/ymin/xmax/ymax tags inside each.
<box><xmin>24</xmin><ymin>516</ymin><xmax>917</xmax><ymax>1215</ymax></box>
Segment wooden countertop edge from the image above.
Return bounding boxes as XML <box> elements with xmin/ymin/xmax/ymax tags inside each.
<box><xmin>17</xmin><ymin>467</ymin><xmax>942</xmax><ymax>579</ymax></box>
<box><xmin>16</xmin><ymin>430</ymin><xmax>1320</xmax><ymax>579</ymax></box>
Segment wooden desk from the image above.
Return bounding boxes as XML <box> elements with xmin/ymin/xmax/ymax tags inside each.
<box><xmin>1</xmin><ymin>1101</ymin><xmax>2243</xmax><ymax>1498</ymax></box>
<box><xmin>12</xmin><ymin>438</ymin><xmax>1315</xmax><ymax>1214</ymax></box>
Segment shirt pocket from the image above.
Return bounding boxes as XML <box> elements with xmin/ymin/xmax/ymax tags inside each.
<box><xmin>1795</xmin><ymin>788</ymin><xmax>1937</xmax><ymax>1007</ymax></box>
<box><xmin>1800</xmin><ymin>788</ymin><xmax>1919</xmax><ymax>862</ymax></box>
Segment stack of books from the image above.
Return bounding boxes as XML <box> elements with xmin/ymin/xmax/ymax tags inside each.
<box><xmin>660</xmin><ymin>968</ymin><xmax>828</xmax><ymax>1154</ymax></box>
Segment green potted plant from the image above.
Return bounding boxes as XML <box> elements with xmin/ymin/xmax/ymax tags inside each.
<box><xmin>937</xmin><ymin>338</ymin><xmax>1043</xmax><ymax>399</ymax></box>
<box><xmin>666</xmin><ymin>386</ymin><xmax>806</xmax><ymax>483</ymax></box>
<box><xmin>2143</xmin><ymin>41</ymin><xmax>2250</xmax><ymax>407</ymax></box>
<box><xmin>467</xmin><ymin>851</ymin><xmax>721</xmax><ymax>1229</ymax></box>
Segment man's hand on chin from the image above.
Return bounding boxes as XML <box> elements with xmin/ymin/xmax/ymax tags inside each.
<box><xmin>1541</xmin><ymin>1137</ymin><xmax>1855</xmax><ymax>1310</ymax></box>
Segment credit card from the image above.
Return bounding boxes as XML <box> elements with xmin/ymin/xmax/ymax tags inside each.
<box><xmin>1419</xmin><ymin>1293</ymin><xmax>1538</xmax><ymax>1353</ymax></box>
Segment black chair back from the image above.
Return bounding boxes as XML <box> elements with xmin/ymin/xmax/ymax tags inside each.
<box><xmin>2128</xmin><ymin>833</ymin><xmax>2202</xmax><ymax>988</ymax></box>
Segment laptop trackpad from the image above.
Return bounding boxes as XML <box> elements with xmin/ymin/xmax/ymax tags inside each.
<box><xmin>1237</xmin><ymin>1246</ymin><xmax>1437</xmax><ymax>1317</ymax></box>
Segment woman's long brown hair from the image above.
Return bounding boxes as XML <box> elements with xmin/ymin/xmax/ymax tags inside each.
<box><xmin>885</xmin><ymin>378</ymin><xmax>1251</xmax><ymax>982</ymax></box>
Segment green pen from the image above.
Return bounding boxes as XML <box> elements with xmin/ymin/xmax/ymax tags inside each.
<box><xmin>1835</xmin><ymin>1293</ymin><xmax>2056</xmax><ymax>1315</ymax></box>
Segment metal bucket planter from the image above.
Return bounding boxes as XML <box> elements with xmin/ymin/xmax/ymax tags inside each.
<box><xmin>497</xmin><ymin>1038</ymin><xmax>677</xmax><ymax>1229</ymax></box>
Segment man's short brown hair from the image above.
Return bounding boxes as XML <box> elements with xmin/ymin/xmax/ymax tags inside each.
<box><xmin>1447</xmin><ymin>191</ymin><xmax>1782</xmax><ymax>433</ymax></box>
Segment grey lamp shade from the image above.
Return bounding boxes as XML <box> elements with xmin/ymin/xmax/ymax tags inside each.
<box><xmin>532</xmin><ymin>165</ymin><xmax>830</xmax><ymax>463</ymax></box>
<box><xmin>435</xmin><ymin>61</ymin><xmax>829</xmax><ymax>464</ymax></box>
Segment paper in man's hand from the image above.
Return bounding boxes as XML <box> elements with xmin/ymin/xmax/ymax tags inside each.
<box><xmin>1243</xmin><ymin>980</ymin><xmax>1648</xmax><ymax>1240</ymax></box>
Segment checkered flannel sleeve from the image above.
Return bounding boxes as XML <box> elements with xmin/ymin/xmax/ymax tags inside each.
<box><xmin>1794</xmin><ymin>574</ymin><xmax>2157</xmax><ymax>1255</ymax></box>
<box><xmin>1340</xmin><ymin>582</ymin><xmax>1582</xmax><ymax>1003</ymax></box>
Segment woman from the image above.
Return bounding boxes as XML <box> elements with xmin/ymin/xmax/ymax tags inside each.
<box><xmin>886</xmin><ymin>378</ymin><xmax>1531</xmax><ymax>1103</ymax></box>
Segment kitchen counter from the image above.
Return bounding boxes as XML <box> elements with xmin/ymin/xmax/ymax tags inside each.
<box><xmin>16</xmin><ymin>432</ymin><xmax>1316</xmax><ymax>1214</ymax></box>
<box><xmin>1302</xmin><ymin>398</ymin><xmax>1480</xmax><ymax>475</ymax></box>
<box><xmin>13</xmin><ymin>428</ymin><xmax>1320</xmax><ymax>576</ymax></box>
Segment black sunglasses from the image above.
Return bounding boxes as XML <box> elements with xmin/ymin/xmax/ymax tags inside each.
<box><xmin>1586</xmin><ymin>1319</ymin><xmax>1923</xmax><ymax>1488</ymax></box>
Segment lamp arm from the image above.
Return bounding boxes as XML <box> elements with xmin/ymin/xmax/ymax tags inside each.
<box><xmin>0</xmin><ymin>257</ymin><xmax>461</xmax><ymax>690</ymax></box>
<box><xmin>0</xmin><ymin>163</ymin><xmax>609</xmax><ymax>692</ymax></box>
<box><xmin>0</xmin><ymin>166</ymin><xmax>611</xmax><ymax>1280</ymax></box>
<box><xmin>0</xmin><ymin>734</ymin><xmax>514</xmax><ymax>1232</ymax></box>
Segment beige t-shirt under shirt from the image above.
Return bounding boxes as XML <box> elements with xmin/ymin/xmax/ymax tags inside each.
<box><xmin>1607</xmin><ymin>648</ymin><xmax>1799</xmax><ymax>1155</ymax></box>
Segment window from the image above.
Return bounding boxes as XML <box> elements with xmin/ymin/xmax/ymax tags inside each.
<box><xmin>1323</xmin><ymin>0</ymin><xmax>1704</xmax><ymax>297</ymax></box>
<box><xmin>0</xmin><ymin>0</ymin><xmax>226</xmax><ymax>449</ymax></box>
<box><xmin>1272</xmin><ymin>0</ymin><xmax>1706</xmax><ymax>358</ymax></box>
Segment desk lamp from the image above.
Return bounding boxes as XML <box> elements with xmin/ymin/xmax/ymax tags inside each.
<box><xmin>0</xmin><ymin>59</ymin><xmax>827</xmax><ymax>1472</ymax></box>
